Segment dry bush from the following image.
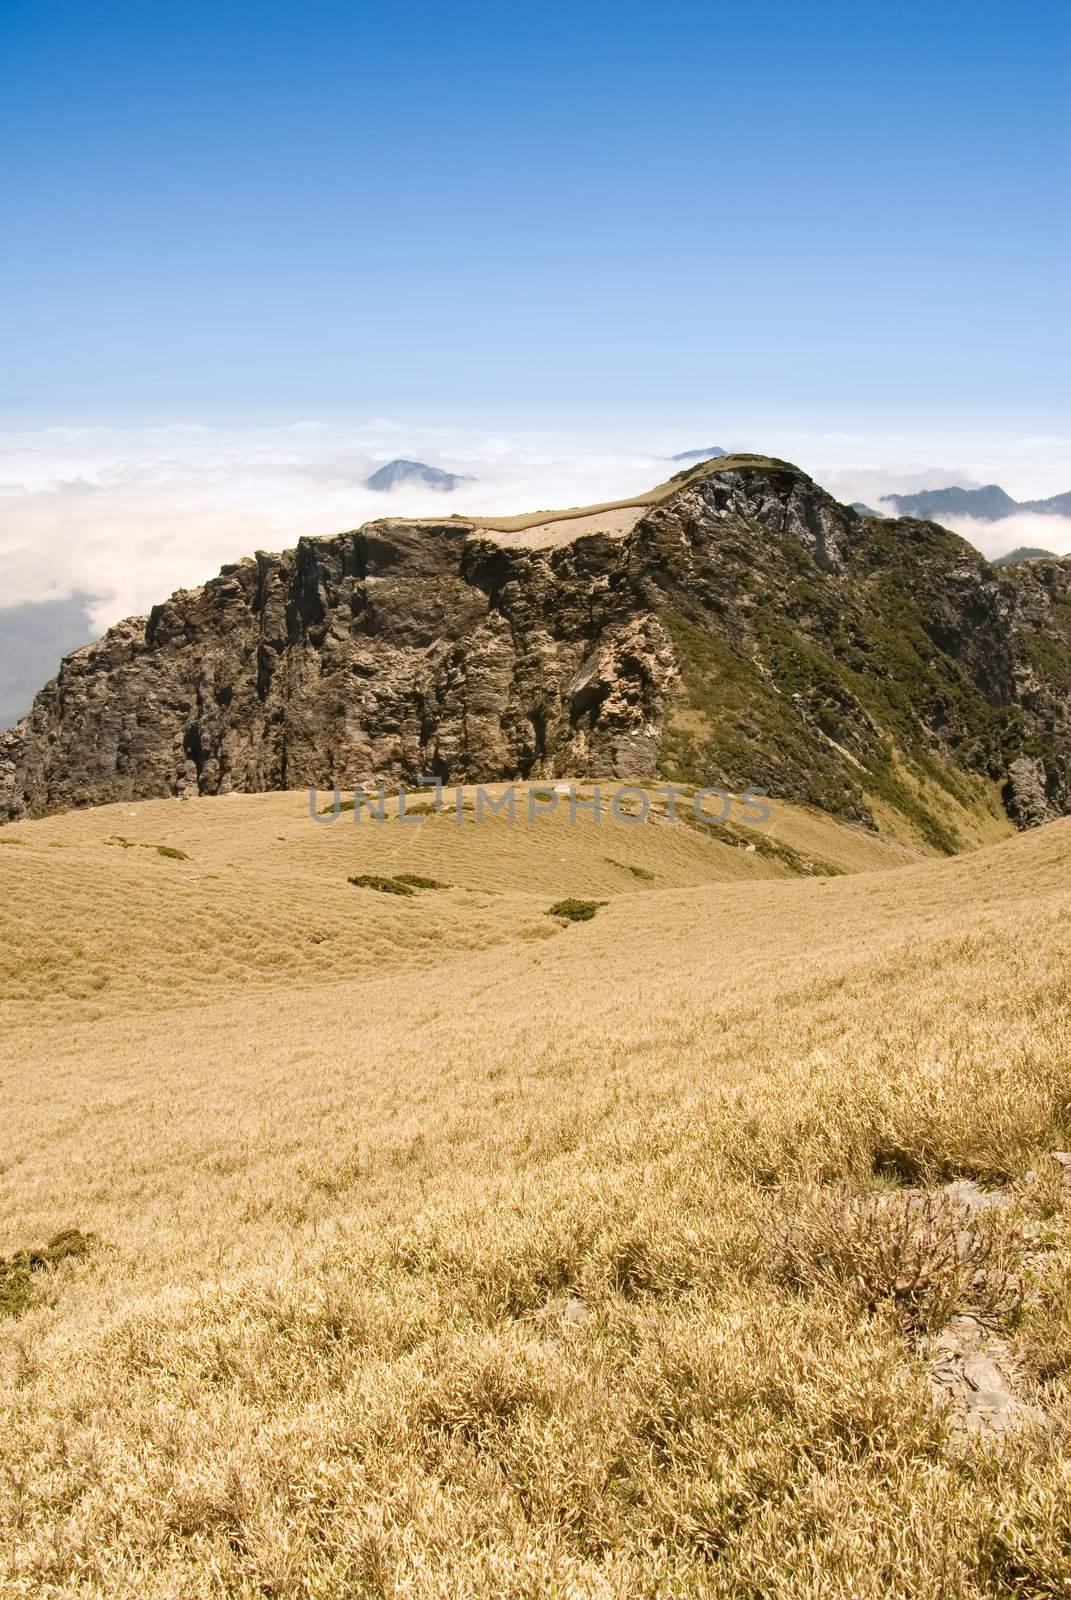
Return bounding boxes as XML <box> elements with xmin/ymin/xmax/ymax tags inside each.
<box><xmin>348</xmin><ymin>873</ymin><xmax>417</xmax><ymax>896</ymax></box>
<box><xmin>1015</xmin><ymin>1214</ymin><xmax>1071</xmax><ymax>1388</ymax></box>
<box><xmin>546</xmin><ymin>897</ymin><xmax>605</xmax><ymax>922</ymax></box>
<box><xmin>415</xmin><ymin>1333</ymin><xmax>554</xmax><ymax>1446</ymax></box>
<box><xmin>0</xmin><ymin>1228</ymin><xmax>94</xmax><ymax>1319</ymax></box>
<box><xmin>767</xmin><ymin>1186</ymin><xmax>1025</xmax><ymax>1332</ymax></box>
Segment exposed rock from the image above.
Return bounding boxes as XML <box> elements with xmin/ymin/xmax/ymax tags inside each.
<box><xmin>1005</xmin><ymin>755</ymin><xmax>1059</xmax><ymax>829</ymax></box>
<box><xmin>940</xmin><ymin>1179</ymin><xmax>1013</xmax><ymax>1212</ymax></box>
<box><xmin>3</xmin><ymin>456</ymin><xmax>1071</xmax><ymax>839</ymax></box>
<box><xmin>928</xmin><ymin>1313</ymin><xmax>1047</xmax><ymax>1440</ymax></box>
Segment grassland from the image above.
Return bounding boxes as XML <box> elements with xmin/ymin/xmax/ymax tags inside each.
<box><xmin>1</xmin><ymin>788</ymin><xmax>1070</xmax><ymax>1597</ymax></box>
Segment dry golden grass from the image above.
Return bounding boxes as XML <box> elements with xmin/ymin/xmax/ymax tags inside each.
<box><xmin>1</xmin><ymin>789</ymin><xmax>1070</xmax><ymax>1597</ymax></box>
<box><xmin>0</xmin><ymin>787</ymin><xmax>915</xmax><ymax>1024</ymax></box>
<box><xmin>473</xmin><ymin>506</ymin><xmax>648</xmax><ymax>549</ymax></box>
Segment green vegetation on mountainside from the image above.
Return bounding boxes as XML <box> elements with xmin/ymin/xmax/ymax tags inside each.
<box><xmin>657</xmin><ymin>515</ymin><xmax>1040</xmax><ymax>854</ymax></box>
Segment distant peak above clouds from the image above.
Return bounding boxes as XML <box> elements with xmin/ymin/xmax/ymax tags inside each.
<box><xmin>364</xmin><ymin>459</ymin><xmax>475</xmax><ymax>493</ymax></box>
<box><xmin>883</xmin><ymin>483</ymin><xmax>1071</xmax><ymax>522</ymax></box>
<box><xmin>991</xmin><ymin>546</ymin><xmax>1059</xmax><ymax>566</ymax></box>
<box><xmin>669</xmin><ymin>446</ymin><xmax>727</xmax><ymax>463</ymax></box>
<box><xmin>1024</xmin><ymin>491</ymin><xmax>1071</xmax><ymax>517</ymax></box>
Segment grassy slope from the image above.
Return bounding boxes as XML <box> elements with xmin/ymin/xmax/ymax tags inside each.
<box><xmin>0</xmin><ymin>788</ymin><xmax>916</xmax><ymax>1023</ymax></box>
<box><xmin>1</xmin><ymin>794</ymin><xmax>1070</xmax><ymax>1596</ymax></box>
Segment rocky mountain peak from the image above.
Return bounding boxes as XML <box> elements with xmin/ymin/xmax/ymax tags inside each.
<box><xmin>3</xmin><ymin>454</ymin><xmax>1070</xmax><ymax>847</ymax></box>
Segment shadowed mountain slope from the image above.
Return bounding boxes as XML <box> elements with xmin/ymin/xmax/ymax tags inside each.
<box><xmin>0</xmin><ymin>594</ymin><xmax>94</xmax><ymax>730</ymax></box>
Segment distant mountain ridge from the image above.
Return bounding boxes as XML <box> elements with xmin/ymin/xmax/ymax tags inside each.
<box><xmin>884</xmin><ymin>484</ymin><xmax>1071</xmax><ymax>522</ymax></box>
<box><xmin>992</xmin><ymin>546</ymin><xmax>1058</xmax><ymax>567</ymax></box>
<box><xmin>670</xmin><ymin>446</ymin><xmax>726</xmax><ymax>463</ymax></box>
<box><xmin>1025</xmin><ymin>491</ymin><xmax>1071</xmax><ymax>516</ymax></box>
<box><xmin>364</xmin><ymin>459</ymin><xmax>473</xmax><ymax>493</ymax></box>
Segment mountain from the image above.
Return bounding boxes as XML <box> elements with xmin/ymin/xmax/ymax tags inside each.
<box><xmin>992</xmin><ymin>546</ymin><xmax>1058</xmax><ymax>567</ymax></box>
<box><xmin>3</xmin><ymin>453</ymin><xmax>1071</xmax><ymax>842</ymax></box>
<box><xmin>1021</xmin><ymin>490</ymin><xmax>1071</xmax><ymax>516</ymax></box>
<box><xmin>850</xmin><ymin>501</ymin><xmax>883</xmax><ymax>517</ymax></box>
<box><xmin>0</xmin><ymin>594</ymin><xmax>94</xmax><ymax>730</ymax></box>
<box><xmin>883</xmin><ymin>484</ymin><xmax>1019</xmax><ymax>522</ymax></box>
<box><xmin>670</xmin><ymin>445</ymin><xmax>726</xmax><ymax>462</ymax></box>
<box><xmin>885</xmin><ymin>483</ymin><xmax>1071</xmax><ymax>522</ymax></box>
<box><xmin>364</xmin><ymin>458</ymin><xmax>473</xmax><ymax>492</ymax></box>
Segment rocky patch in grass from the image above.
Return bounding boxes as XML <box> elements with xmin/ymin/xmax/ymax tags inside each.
<box><xmin>928</xmin><ymin>1313</ymin><xmax>1046</xmax><ymax>1440</ymax></box>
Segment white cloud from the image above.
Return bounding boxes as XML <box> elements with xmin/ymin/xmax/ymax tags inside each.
<box><xmin>0</xmin><ymin>422</ymin><xmax>674</xmax><ymax>630</ymax></box>
<box><xmin>926</xmin><ymin>511</ymin><xmax>1071</xmax><ymax>561</ymax></box>
<box><xmin>0</xmin><ymin>420</ymin><xmax>1067</xmax><ymax>635</ymax></box>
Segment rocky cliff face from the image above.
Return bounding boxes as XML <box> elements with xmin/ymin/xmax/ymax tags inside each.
<box><xmin>3</xmin><ymin>456</ymin><xmax>1070</xmax><ymax>849</ymax></box>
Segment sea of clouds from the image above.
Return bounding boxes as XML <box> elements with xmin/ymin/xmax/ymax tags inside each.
<box><xmin>1</xmin><ymin>419</ymin><xmax>1068</xmax><ymax>634</ymax></box>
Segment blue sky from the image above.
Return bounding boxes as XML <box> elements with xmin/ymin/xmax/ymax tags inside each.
<box><xmin>2</xmin><ymin>1</ymin><xmax>1069</xmax><ymax>625</ymax></box>
<box><xmin>3</xmin><ymin>0</ymin><xmax>1068</xmax><ymax>424</ymax></box>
